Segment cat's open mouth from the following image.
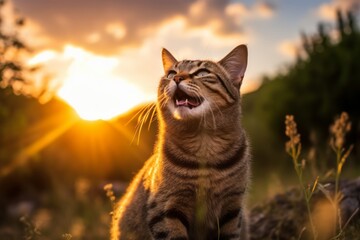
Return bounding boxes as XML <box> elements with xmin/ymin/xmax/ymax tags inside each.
<box><xmin>173</xmin><ymin>88</ymin><xmax>203</xmax><ymax>109</ymax></box>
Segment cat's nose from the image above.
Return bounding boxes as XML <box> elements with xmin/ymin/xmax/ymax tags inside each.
<box><xmin>174</xmin><ymin>75</ymin><xmax>184</xmax><ymax>84</ymax></box>
<box><xmin>174</xmin><ymin>74</ymin><xmax>188</xmax><ymax>84</ymax></box>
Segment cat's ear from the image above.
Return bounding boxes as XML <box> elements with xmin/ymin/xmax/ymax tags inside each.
<box><xmin>218</xmin><ymin>45</ymin><xmax>248</xmax><ymax>89</ymax></box>
<box><xmin>162</xmin><ymin>48</ymin><xmax>178</xmax><ymax>72</ymax></box>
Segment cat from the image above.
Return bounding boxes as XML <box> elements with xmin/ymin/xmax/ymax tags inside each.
<box><xmin>111</xmin><ymin>45</ymin><xmax>250</xmax><ymax>240</ymax></box>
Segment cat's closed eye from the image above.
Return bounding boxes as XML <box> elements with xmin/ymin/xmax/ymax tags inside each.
<box><xmin>167</xmin><ymin>70</ymin><xmax>176</xmax><ymax>79</ymax></box>
<box><xmin>194</xmin><ymin>69</ymin><xmax>210</xmax><ymax>77</ymax></box>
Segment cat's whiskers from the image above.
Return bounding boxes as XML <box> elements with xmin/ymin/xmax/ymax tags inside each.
<box><xmin>137</xmin><ymin>91</ymin><xmax>170</xmax><ymax>142</ymax></box>
<box><xmin>146</xmin><ymin>104</ymin><xmax>158</xmax><ymax>126</ymax></box>
<box><xmin>146</xmin><ymin>104</ymin><xmax>157</xmax><ymax>130</ymax></box>
<box><xmin>126</xmin><ymin>102</ymin><xmax>152</xmax><ymax>126</ymax></box>
<box><xmin>190</xmin><ymin>90</ymin><xmax>207</xmax><ymax>129</ymax></box>
<box><xmin>159</xmin><ymin>87</ymin><xmax>171</xmax><ymax>108</ymax></box>
<box><xmin>191</xmin><ymin>88</ymin><xmax>217</xmax><ymax>130</ymax></box>
<box><xmin>203</xmin><ymin>95</ymin><xmax>218</xmax><ymax>130</ymax></box>
<box><xmin>132</xmin><ymin>104</ymin><xmax>153</xmax><ymax>145</ymax></box>
<box><xmin>211</xmin><ymin>100</ymin><xmax>224</xmax><ymax>118</ymax></box>
<box><xmin>131</xmin><ymin>89</ymin><xmax>169</xmax><ymax>144</ymax></box>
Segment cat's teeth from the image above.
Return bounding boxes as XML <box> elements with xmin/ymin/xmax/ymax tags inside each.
<box><xmin>185</xmin><ymin>99</ymin><xmax>188</xmax><ymax>105</ymax></box>
<box><xmin>176</xmin><ymin>99</ymin><xmax>179</xmax><ymax>105</ymax></box>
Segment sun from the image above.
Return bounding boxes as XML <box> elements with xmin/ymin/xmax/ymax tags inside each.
<box><xmin>29</xmin><ymin>45</ymin><xmax>151</xmax><ymax>121</ymax></box>
<box><xmin>58</xmin><ymin>74</ymin><xmax>143</xmax><ymax>121</ymax></box>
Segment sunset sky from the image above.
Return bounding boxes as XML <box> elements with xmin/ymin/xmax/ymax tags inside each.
<box><xmin>5</xmin><ymin>0</ymin><xmax>360</xmax><ymax>120</ymax></box>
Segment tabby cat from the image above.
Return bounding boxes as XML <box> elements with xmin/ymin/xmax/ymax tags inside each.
<box><xmin>111</xmin><ymin>45</ymin><xmax>250</xmax><ymax>240</ymax></box>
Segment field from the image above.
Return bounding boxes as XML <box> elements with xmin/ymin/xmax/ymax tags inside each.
<box><xmin>0</xmin><ymin>94</ymin><xmax>359</xmax><ymax>239</ymax></box>
<box><xmin>1</xmin><ymin>2</ymin><xmax>359</xmax><ymax>239</ymax></box>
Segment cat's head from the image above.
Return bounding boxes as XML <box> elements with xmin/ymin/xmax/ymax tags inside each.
<box><xmin>158</xmin><ymin>45</ymin><xmax>247</xmax><ymax>123</ymax></box>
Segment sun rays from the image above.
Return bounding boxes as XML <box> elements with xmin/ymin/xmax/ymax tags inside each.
<box><xmin>28</xmin><ymin>45</ymin><xmax>152</xmax><ymax>121</ymax></box>
<box><xmin>0</xmin><ymin>111</ymin><xmax>78</xmax><ymax>177</ymax></box>
<box><xmin>0</xmin><ymin>102</ymin><xmax>157</xmax><ymax>178</ymax></box>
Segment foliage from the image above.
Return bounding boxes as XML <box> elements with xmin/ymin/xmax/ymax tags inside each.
<box><xmin>285</xmin><ymin>115</ymin><xmax>318</xmax><ymax>239</ymax></box>
<box><xmin>329</xmin><ymin>112</ymin><xmax>353</xmax><ymax>199</ymax></box>
<box><xmin>0</xmin><ymin>0</ymin><xmax>34</xmax><ymax>163</ymax></box>
<box><xmin>284</xmin><ymin>112</ymin><xmax>355</xmax><ymax>239</ymax></box>
<box><xmin>245</xmin><ymin>12</ymin><xmax>360</xmax><ymax>151</ymax></box>
<box><xmin>0</xmin><ymin>0</ymin><xmax>29</xmax><ymax>90</ymax></box>
<box><xmin>250</xmin><ymin>179</ymin><xmax>360</xmax><ymax>240</ymax></box>
<box><xmin>0</xmin><ymin>0</ymin><xmax>62</xmax><ymax>172</ymax></box>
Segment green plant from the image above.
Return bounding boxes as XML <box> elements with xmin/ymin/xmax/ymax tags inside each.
<box><xmin>61</xmin><ymin>233</ymin><xmax>73</xmax><ymax>240</ymax></box>
<box><xmin>20</xmin><ymin>216</ymin><xmax>41</xmax><ymax>240</ymax></box>
<box><xmin>329</xmin><ymin>112</ymin><xmax>353</xmax><ymax>239</ymax></box>
<box><xmin>104</xmin><ymin>183</ymin><xmax>117</xmax><ymax>218</ymax></box>
<box><xmin>285</xmin><ymin>115</ymin><xmax>318</xmax><ymax>239</ymax></box>
<box><xmin>285</xmin><ymin>112</ymin><xmax>357</xmax><ymax>240</ymax></box>
<box><xmin>330</xmin><ymin>112</ymin><xmax>352</xmax><ymax>204</ymax></box>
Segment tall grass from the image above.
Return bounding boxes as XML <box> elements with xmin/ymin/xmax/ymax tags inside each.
<box><xmin>285</xmin><ymin>115</ymin><xmax>318</xmax><ymax>239</ymax></box>
<box><xmin>329</xmin><ymin>112</ymin><xmax>353</xmax><ymax>239</ymax></box>
<box><xmin>285</xmin><ymin>112</ymin><xmax>355</xmax><ymax>240</ymax></box>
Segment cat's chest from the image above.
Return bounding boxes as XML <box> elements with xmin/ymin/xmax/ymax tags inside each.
<box><xmin>188</xmin><ymin>135</ymin><xmax>234</xmax><ymax>159</ymax></box>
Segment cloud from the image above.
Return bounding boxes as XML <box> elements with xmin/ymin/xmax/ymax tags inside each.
<box><xmin>186</xmin><ymin>0</ymin><xmax>241</xmax><ymax>36</ymax></box>
<box><xmin>0</xmin><ymin>1</ymin><xmax>53</xmax><ymax>49</ymax></box>
<box><xmin>11</xmin><ymin>0</ymin><xmax>276</xmax><ymax>54</ymax></box>
<box><xmin>110</xmin><ymin>15</ymin><xmax>250</xmax><ymax>95</ymax></box>
<box><xmin>105</xmin><ymin>22</ymin><xmax>127</xmax><ymax>40</ymax></box>
<box><xmin>26</xmin><ymin>13</ymin><xmax>255</xmax><ymax>109</ymax></box>
<box><xmin>12</xmin><ymin>0</ymin><xmax>198</xmax><ymax>53</ymax></box>
<box><xmin>254</xmin><ymin>2</ymin><xmax>276</xmax><ymax>19</ymax></box>
<box><xmin>225</xmin><ymin>3</ymin><xmax>248</xmax><ymax>19</ymax></box>
<box><xmin>10</xmin><ymin>0</ymin><xmax>274</xmax><ymax>100</ymax></box>
<box><xmin>85</xmin><ymin>32</ymin><xmax>102</xmax><ymax>44</ymax></box>
<box><xmin>225</xmin><ymin>1</ymin><xmax>276</xmax><ymax>21</ymax></box>
<box><xmin>19</xmin><ymin>19</ymin><xmax>54</xmax><ymax>48</ymax></box>
<box><xmin>185</xmin><ymin>0</ymin><xmax>276</xmax><ymax>45</ymax></box>
<box><xmin>317</xmin><ymin>0</ymin><xmax>360</xmax><ymax>20</ymax></box>
<box><xmin>278</xmin><ymin>40</ymin><xmax>299</xmax><ymax>58</ymax></box>
<box><xmin>0</xmin><ymin>0</ymin><xmax>18</xmax><ymax>33</ymax></box>
<box><xmin>27</xmin><ymin>45</ymin><xmax>152</xmax><ymax>118</ymax></box>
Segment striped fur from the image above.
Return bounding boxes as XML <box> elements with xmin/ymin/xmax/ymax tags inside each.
<box><xmin>111</xmin><ymin>45</ymin><xmax>250</xmax><ymax>240</ymax></box>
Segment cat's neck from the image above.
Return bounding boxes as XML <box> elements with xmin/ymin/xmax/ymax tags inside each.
<box><xmin>159</xmin><ymin>114</ymin><xmax>243</xmax><ymax>156</ymax></box>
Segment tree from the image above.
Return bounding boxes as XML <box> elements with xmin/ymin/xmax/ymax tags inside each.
<box><xmin>251</xmin><ymin>10</ymin><xmax>359</xmax><ymax>151</ymax></box>
<box><xmin>0</xmin><ymin>0</ymin><xmax>40</xmax><ymax>165</ymax></box>
<box><xmin>0</xmin><ymin>0</ymin><xmax>29</xmax><ymax>91</ymax></box>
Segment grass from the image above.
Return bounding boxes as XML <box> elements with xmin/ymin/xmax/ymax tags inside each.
<box><xmin>328</xmin><ymin>112</ymin><xmax>354</xmax><ymax>240</ymax></box>
<box><xmin>284</xmin><ymin>112</ymin><xmax>356</xmax><ymax>240</ymax></box>
<box><xmin>0</xmin><ymin>177</ymin><xmax>124</xmax><ymax>240</ymax></box>
<box><xmin>285</xmin><ymin>115</ymin><xmax>318</xmax><ymax>239</ymax></box>
<box><xmin>0</xmin><ymin>113</ymin><xmax>358</xmax><ymax>239</ymax></box>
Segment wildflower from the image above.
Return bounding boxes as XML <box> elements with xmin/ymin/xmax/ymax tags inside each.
<box><xmin>285</xmin><ymin>115</ymin><xmax>301</xmax><ymax>158</ymax></box>
<box><xmin>329</xmin><ymin>112</ymin><xmax>353</xmax><ymax>238</ymax></box>
<box><xmin>284</xmin><ymin>115</ymin><xmax>317</xmax><ymax>239</ymax></box>
<box><xmin>62</xmin><ymin>233</ymin><xmax>73</xmax><ymax>240</ymax></box>
<box><xmin>20</xmin><ymin>216</ymin><xmax>41</xmax><ymax>240</ymax></box>
<box><xmin>330</xmin><ymin>112</ymin><xmax>351</xmax><ymax>151</ymax></box>
<box><xmin>104</xmin><ymin>183</ymin><xmax>116</xmax><ymax>205</ymax></box>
